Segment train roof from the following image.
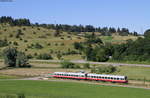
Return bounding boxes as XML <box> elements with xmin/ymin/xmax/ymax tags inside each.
<box><xmin>54</xmin><ymin>72</ymin><xmax>85</xmax><ymax>75</ymax></box>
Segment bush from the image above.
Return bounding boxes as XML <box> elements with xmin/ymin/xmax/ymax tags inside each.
<box><xmin>57</xmin><ymin>53</ymin><xmax>62</xmax><ymax>60</ymax></box>
<box><xmin>16</xmin><ymin>52</ymin><xmax>31</xmax><ymax>68</ymax></box>
<box><xmin>38</xmin><ymin>35</ymin><xmax>47</xmax><ymax>38</ymax></box>
<box><xmin>28</xmin><ymin>43</ymin><xmax>43</xmax><ymax>49</ymax></box>
<box><xmin>91</xmin><ymin>65</ymin><xmax>117</xmax><ymax>74</ymax></box>
<box><xmin>47</xmin><ymin>43</ymin><xmax>51</xmax><ymax>46</ymax></box>
<box><xmin>0</xmin><ymin>39</ymin><xmax>8</xmax><ymax>47</ymax></box>
<box><xmin>36</xmin><ymin>53</ymin><xmax>53</xmax><ymax>60</ymax></box>
<box><xmin>33</xmin><ymin>31</ymin><xmax>36</xmax><ymax>34</ymax></box>
<box><xmin>9</xmin><ymin>34</ymin><xmax>13</xmax><ymax>38</ymax></box>
<box><xmin>13</xmin><ymin>41</ymin><xmax>18</xmax><ymax>46</ymax></box>
<box><xmin>34</xmin><ymin>43</ymin><xmax>43</xmax><ymax>49</ymax></box>
<box><xmin>15</xmin><ymin>29</ymin><xmax>23</xmax><ymax>38</ymax></box>
<box><xmin>61</xmin><ymin>61</ymin><xmax>80</xmax><ymax>68</ymax></box>
<box><xmin>24</xmin><ymin>40</ymin><xmax>28</xmax><ymax>43</ymax></box>
<box><xmin>60</xmin><ymin>43</ymin><xmax>64</xmax><ymax>46</ymax></box>
<box><xmin>27</xmin><ymin>54</ymin><xmax>33</xmax><ymax>59</ymax></box>
<box><xmin>61</xmin><ymin>61</ymin><xmax>80</xmax><ymax>69</ymax></box>
<box><xmin>22</xmin><ymin>27</ymin><xmax>26</xmax><ymax>30</ymax></box>
<box><xmin>83</xmin><ymin>63</ymin><xmax>90</xmax><ymax>69</ymax></box>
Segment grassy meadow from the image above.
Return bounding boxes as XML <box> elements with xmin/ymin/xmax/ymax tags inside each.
<box><xmin>0</xmin><ymin>80</ymin><xmax>150</xmax><ymax>98</ymax></box>
<box><xmin>0</xmin><ymin>24</ymin><xmax>138</xmax><ymax>60</ymax></box>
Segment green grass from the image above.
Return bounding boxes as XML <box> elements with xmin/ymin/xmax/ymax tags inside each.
<box><xmin>0</xmin><ymin>80</ymin><xmax>150</xmax><ymax>98</ymax></box>
<box><xmin>113</xmin><ymin>66</ymin><xmax>150</xmax><ymax>81</ymax></box>
<box><xmin>0</xmin><ymin>74</ymin><xmax>19</xmax><ymax>79</ymax></box>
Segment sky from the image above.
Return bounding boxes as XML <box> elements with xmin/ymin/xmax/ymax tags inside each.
<box><xmin>0</xmin><ymin>0</ymin><xmax>150</xmax><ymax>33</ymax></box>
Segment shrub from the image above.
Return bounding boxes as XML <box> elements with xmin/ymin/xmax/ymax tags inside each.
<box><xmin>0</xmin><ymin>39</ymin><xmax>8</xmax><ymax>47</ymax></box>
<box><xmin>19</xmin><ymin>38</ymin><xmax>23</xmax><ymax>40</ymax></box>
<box><xmin>36</xmin><ymin>53</ymin><xmax>53</xmax><ymax>60</ymax></box>
<box><xmin>33</xmin><ymin>31</ymin><xmax>36</xmax><ymax>34</ymax></box>
<box><xmin>37</xmin><ymin>28</ymin><xmax>40</xmax><ymax>30</ymax></box>
<box><xmin>50</xmin><ymin>49</ymin><xmax>53</xmax><ymax>54</ymax></box>
<box><xmin>33</xmin><ymin>43</ymin><xmax>43</xmax><ymax>49</ymax></box>
<box><xmin>25</xmin><ymin>48</ymin><xmax>28</xmax><ymax>51</ymax></box>
<box><xmin>55</xmin><ymin>43</ymin><xmax>58</xmax><ymax>46</ymax></box>
<box><xmin>47</xmin><ymin>43</ymin><xmax>51</xmax><ymax>46</ymax></box>
<box><xmin>61</xmin><ymin>61</ymin><xmax>80</xmax><ymax>69</ymax></box>
<box><xmin>13</xmin><ymin>41</ymin><xmax>18</xmax><ymax>46</ymax></box>
<box><xmin>15</xmin><ymin>29</ymin><xmax>23</xmax><ymax>38</ymax></box>
<box><xmin>24</xmin><ymin>40</ymin><xmax>28</xmax><ymax>43</ymax></box>
<box><xmin>38</xmin><ymin>35</ymin><xmax>47</xmax><ymax>38</ymax></box>
<box><xmin>34</xmin><ymin>52</ymin><xmax>38</xmax><ymax>56</ymax></box>
<box><xmin>83</xmin><ymin>63</ymin><xmax>90</xmax><ymax>69</ymax></box>
<box><xmin>9</xmin><ymin>34</ymin><xmax>13</xmax><ymax>38</ymax></box>
<box><xmin>57</xmin><ymin>53</ymin><xmax>62</xmax><ymax>60</ymax></box>
<box><xmin>4</xmin><ymin>29</ymin><xmax>7</xmax><ymax>31</ymax></box>
<box><xmin>60</xmin><ymin>43</ymin><xmax>64</xmax><ymax>46</ymax></box>
<box><xmin>22</xmin><ymin>27</ymin><xmax>26</xmax><ymax>30</ymax></box>
<box><xmin>27</xmin><ymin>54</ymin><xmax>33</xmax><ymax>59</ymax></box>
<box><xmin>16</xmin><ymin>52</ymin><xmax>31</xmax><ymax>68</ymax></box>
<box><xmin>60</xmin><ymin>37</ymin><xmax>64</xmax><ymax>39</ymax></box>
<box><xmin>91</xmin><ymin>65</ymin><xmax>117</xmax><ymax>74</ymax></box>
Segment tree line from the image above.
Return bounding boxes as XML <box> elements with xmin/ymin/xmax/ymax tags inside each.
<box><xmin>74</xmin><ymin>30</ymin><xmax>150</xmax><ymax>62</ymax></box>
<box><xmin>0</xmin><ymin>16</ymin><xmax>138</xmax><ymax>36</ymax></box>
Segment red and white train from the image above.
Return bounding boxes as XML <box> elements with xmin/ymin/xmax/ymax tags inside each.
<box><xmin>51</xmin><ymin>72</ymin><xmax>128</xmax><ymax>83</ymax></box>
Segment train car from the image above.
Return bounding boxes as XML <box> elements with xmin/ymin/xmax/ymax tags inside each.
<box><xmin>52</xmin><ymin>72</ymin><xmax>86</xmax><ymax>80</ymax></box>
<box><xmin>51</xmin><ymin>72</ymin><xmax>128</xmax><ymax>83</ymax></box>
<box><xmin>86</xmin><ymin>73</ymin><xmax>128</xmax><ymax>83</ymax></box>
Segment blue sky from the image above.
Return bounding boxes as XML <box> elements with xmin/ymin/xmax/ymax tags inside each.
<box><xmin>0</xmin><ymin>0</ymin><xmax>150</xmax><ymax>33</ymax></box>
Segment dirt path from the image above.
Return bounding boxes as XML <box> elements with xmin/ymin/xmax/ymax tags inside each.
<box><xmin>30</xmin><ymin>59</ymin><xmax>150</xmax><ymax>67</ymax></box>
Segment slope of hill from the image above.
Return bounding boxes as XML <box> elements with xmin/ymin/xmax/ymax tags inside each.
<box><xmin>0</xmin><ymin>24</ymin><xmax>138</xmax><ymax>60</ymax></box>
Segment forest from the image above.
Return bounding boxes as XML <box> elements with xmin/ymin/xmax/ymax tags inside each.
<box><xmin>74</xmin><ymin>30</ymin><xmax>150</xmax><ymax>62</ymax></box>
<box><xmin>0</xmin><ymin>16</ymin><xmax>138</xmax><ymax>36</ymax></box>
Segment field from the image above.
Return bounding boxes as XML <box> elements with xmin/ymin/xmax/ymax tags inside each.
<box><xmin>1</xmin><ymin>61</ymin><xmax>150</xmax><ymax>83</ymax></box>
<box><xmin>0</xmin><ymin>80</ymin><xmax>150</xmax><ymax>98</ymax></box>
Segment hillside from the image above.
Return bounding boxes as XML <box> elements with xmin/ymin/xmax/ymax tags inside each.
<box><xmin>0</xmin><ymin>24</ymin><xmax>138</xmax><ymax>60</ymax></box>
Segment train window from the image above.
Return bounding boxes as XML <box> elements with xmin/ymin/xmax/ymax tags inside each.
<box><xmin>114</xmin><ymin>78</ymin><xmax>116</xmax><ymax>80</ymax></box>
<box><xmin>111</xmin><ymin>77</ymin><xmax>113</xmax><ymax>79</ymax></box>
<box><xmin>105</xmin><ymin>77</ymin><xmax>107</xmax><ymax>79</ymax></box>
<box><xmin>117</xmin><ymin>78</ymin><xmax>119</xmax><ymax>80</ymax></box>
<box><xmin>125</xmin><ymin>76</ymin><xmax>127</xmax><ymax>80</ymax></box>
<box><xmin>108</xmin><ymin>77</ymin><xmax>110</xmax><ymax>79</ymax></box>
